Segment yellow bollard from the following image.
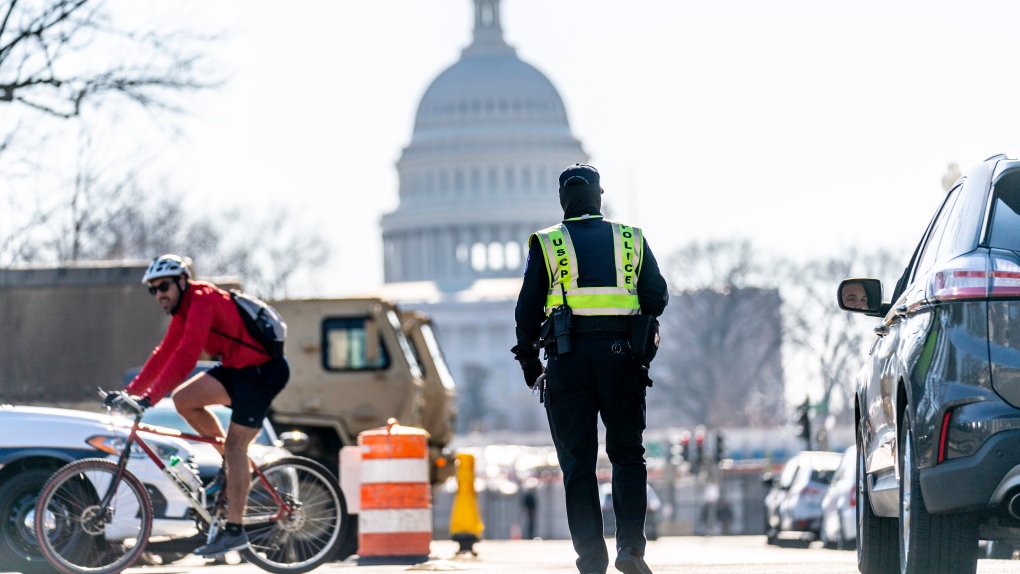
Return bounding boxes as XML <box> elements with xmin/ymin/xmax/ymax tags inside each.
<box><xmin>449</xmin><ymin>452</ymin><xmax>484</xmax><ymax>556</ymax></box>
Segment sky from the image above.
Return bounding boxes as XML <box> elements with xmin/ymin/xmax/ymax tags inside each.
<box><xmin>53</xmin><ymin>1</ymin><xmax>1020</xmax><ymax>296</ymax></box>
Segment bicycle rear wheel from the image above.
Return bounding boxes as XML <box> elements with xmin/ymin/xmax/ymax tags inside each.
<box><xmin>35</xmin><ymin>458</ymin><xmax>153</xmax><ymax>574</ymax></box>
<box><xmin>242</xmin><ymin>456</ymin><xmax>348</xmax><ymax>574</ymax></box>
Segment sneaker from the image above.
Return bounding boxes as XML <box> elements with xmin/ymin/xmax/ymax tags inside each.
<box><xmin>194</xmin><ymin>529</ymin><xmax>249</xmax><ymax>557</ymax></box>
<box><xmin>204</xmin><ymin>465</ymin><xmax>226</xmax><ymax>496</ymax></box>
<box><xmin>615</xmin><ymin>547</ymin><xmax>652</xmax><ymax>574</ymax></box>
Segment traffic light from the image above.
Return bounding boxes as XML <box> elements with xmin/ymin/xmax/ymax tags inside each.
<box><xmin>679</xmin><ymin>430</ymin><xmax>691</xmax><ymax>463</ymax></box>
<box><xmin>668</xmin><ymin>431</ymin><xmax>692</xmax><ymax>466</ymax></box>
<box><xmin>694</xmin><ymin>427</ymin><xmax>706</xmax><ymax>466</ymax></box>
<box><xmin>715</xmin><ymin>431</ymin><xmax>726</xmax><ymax>462</ymax></box>
<box><xmin>797</xmin><ymin>397</ymin><xmax>812</xmax><ymax>449</ymax></box>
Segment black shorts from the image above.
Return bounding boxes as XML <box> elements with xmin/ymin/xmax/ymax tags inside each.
<box><xmin>206</xmin><ymin>357</ymin><xmax>290</xmax><ymax>428</ymax></box>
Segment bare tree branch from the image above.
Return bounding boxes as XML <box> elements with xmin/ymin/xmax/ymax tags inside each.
<box><xmin>0</xmin><ymin>0</ymin><xmax>216</xmax><ymax>120</ymax></box>
<box><xmin>652</xmin><ymin>240</ymin><xmax>786</xmax><ymax>429</ymax></box>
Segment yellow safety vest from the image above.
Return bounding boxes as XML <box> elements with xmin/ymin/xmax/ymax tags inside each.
<box><xmin>529</xmin><ymin>217</ymin><xmax>643</xmax><ymax>316</ymax></box>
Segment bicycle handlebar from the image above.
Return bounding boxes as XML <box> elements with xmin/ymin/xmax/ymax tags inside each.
<box><xmin>98</xmin><ymin>388</ymin><xmax>147</xmax><ymax>416</ymax></box>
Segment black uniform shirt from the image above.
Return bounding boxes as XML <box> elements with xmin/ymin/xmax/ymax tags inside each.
<box><xmin>514</xmin><ymin>216</ymin><xmax>669</xmax><ymax>362</ymax></box>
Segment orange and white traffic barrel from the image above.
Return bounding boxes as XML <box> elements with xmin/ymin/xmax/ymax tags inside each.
<box><xmin>357</xmin><ymin>418</ymin><xmax>432</xmax><ymax>565</ymax></box>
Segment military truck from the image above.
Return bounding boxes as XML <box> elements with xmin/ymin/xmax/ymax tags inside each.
<box><xmin>267</xmin><ymin>298</ymin><xmax>457</xmax><ymax>483</ymax></box>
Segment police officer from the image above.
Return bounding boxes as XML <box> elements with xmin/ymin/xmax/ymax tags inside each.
<box><xmin>513</xmin><ymin>164</ymin><xmax>668</xmax><ymax>574</ymax></box>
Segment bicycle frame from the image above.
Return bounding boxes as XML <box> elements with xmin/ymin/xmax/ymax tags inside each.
<box><xmin>105</xmin><ymin>409</ymin><xmax>294</xmax><ymax>526</ymax></box>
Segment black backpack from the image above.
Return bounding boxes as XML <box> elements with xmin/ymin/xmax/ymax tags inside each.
<box><xmin>212</xmin><ymin>290</ymin><xmax>287</xmax><ymax>359</ymax></box>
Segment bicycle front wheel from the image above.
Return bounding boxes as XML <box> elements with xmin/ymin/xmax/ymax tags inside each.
<box><xmin>242</xmin><ymin>456</ymin><xmax>348</xmax><ymax>574</ymax></box>
<box><xmin>35</xmin><ymin>458</ymin><xmax>153</xmax><ymax>574</ymax></box>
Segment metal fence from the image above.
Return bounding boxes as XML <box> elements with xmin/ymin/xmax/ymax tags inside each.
<box><xmin>431</xmin><ymin>462</ymin><xmax>774</xmax><ymax>541</ymax></box>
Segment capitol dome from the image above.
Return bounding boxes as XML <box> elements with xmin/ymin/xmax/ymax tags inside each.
<box><xmin>382</xmin><ymin>0</ymin><xmax>588</xmax><ymax>284</ymax></box>
<box><xmin>411</xmin><ymin>42</ymin><xmax>572</xmax><ymax>143</ymax></box>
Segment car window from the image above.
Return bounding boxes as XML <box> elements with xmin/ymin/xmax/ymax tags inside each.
<box><xmin>914</xmin><ymin>185</ymin><xmax>962</xmax><ymax>280</ymax></box>
<box><xmin>946</xmin><ymin>177</ymin><xmax>989</xmax><ymax>256</ymax></box>
<box><xmin>778</xmin><ymin>458</ymin><xmax>800</xmax><ymax>489</ymax></box>
<box><xmin>833</xmin><ymin>448</ymin><xmax>855</xmax><ymax>483</ymax></box>
<box><xmin>809</xmin><ymin>469</ymin><xmax>836</xmax><ymax>485</ymax></box>
<box><xmin>935</xmin><ymin>183</ymin><xmax>974</xmax><ymax>261</ymax></box>
<box><xmin>988</xmin><ymin>172</ymin><xmax>1020</xmax><ymax>251</ymax></box>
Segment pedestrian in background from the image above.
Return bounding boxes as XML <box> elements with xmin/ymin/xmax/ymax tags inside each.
<box><xmin>513</xmin><ymin>164</ymin><xmax>668</xmax><ymax>574</ymax></box>
<box><xmin>522</xmin><ymin>488</ymin><xmax>538</xmax><ymax>540</ymax></box>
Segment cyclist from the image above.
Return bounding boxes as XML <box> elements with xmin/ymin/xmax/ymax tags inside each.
<box><xmin>122</xmin><ymin>254</ymin><xmax>290</xmax><ymax>557</ymax></box>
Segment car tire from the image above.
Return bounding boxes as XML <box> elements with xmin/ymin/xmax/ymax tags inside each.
<box><xmin>837</xmin><ymin>521</ymin><xmax>854</xmax><ymax>551</ymax></box>
<box><xmin>857</xmin><ymin>421</ymin><xmax>898</xmax><ymax>574</ymax></box>
<box><xmin>898</xmin><ymin>410</ymin><xmax>979</xmax><ymax>574</ymax></box>
<box><xmin>0</xmin><ymin>467</ymin><xmax>59</xmax><ymax>573</ymax></box>
<box><xmin>819</xmin><ymin>521</ymin><xmax>833</xmax><ymax>549</ymax></box>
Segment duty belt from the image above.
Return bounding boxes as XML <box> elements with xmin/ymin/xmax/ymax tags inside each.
<box><xmin>570</xmin><ymin>315</ymin><xmax>632</xmax><ymax>334</ymax></box>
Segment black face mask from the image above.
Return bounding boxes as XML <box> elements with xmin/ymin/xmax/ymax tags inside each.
<box><xmin>559</xmin><ymin>183</ymin><xmax>603</xmax><ymax>219</ymax></box>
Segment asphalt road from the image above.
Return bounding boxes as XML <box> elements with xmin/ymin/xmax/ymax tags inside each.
<box><xmin>117</xmin><ymin>536</ymin><xmax>1020</xmax><ymax>574</ymax></box>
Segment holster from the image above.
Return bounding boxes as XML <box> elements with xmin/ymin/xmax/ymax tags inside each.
<box><xmin>538</xmin><ymin>305</ymin><xmax>573</xmax><ymax>355</ymax></box>
<box><xmin>630</xmin><ymin>315</ymin><xmax>659</xmax><ymax>365</ymax></box>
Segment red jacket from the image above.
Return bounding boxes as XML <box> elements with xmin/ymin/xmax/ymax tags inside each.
<box><xmin>126</xmin><ymin>281</ymin><xmax>271</xmax><ymax>401</ymax></box>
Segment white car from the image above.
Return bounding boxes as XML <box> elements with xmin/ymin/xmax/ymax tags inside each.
<box><xmin>140</xmin><ymin>398</ymin><xmax>299</xmax><ymax>484</ymax></box>
<box><xmin>763</xmin><ymin>450</ymin><xmax>843</xmax><ymax>544</ymax></box>
<box><xmin>819</xmin><ymin>445</ymin><xmax>856</xmax><ymax>550</ymax></box>
<box><xmin>0</xmin><ymin>405</ymin><xmax>197</xmax><ymax>573</ymax></box>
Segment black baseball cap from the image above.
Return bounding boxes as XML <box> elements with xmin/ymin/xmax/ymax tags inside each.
<box><xmin>559</xmin><ymin>164</ymin><xmax>600</xmax><ymax>188</ymax></box>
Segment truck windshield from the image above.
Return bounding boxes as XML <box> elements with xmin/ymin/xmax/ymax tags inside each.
<box><xmin>387</xmin><ymin>310</ymin><xmax>423</xmax><ymax>380</ymax></box>
<box><xmin>419</xmin><ymin>323</ymin><xmax>456</xmax><ymax>390</ymax></box>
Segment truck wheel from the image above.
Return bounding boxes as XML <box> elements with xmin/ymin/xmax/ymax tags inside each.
<box><xmin>898</xmin><ymin>410</ymin><xmax>978</xmax><ymax>574</ymax></box>
<box><xmin>857</xmin><ymin>421</ymin><xmax>897</xmax><ymax>574</ymax></box>
<box><xmin>0</xmin><ymin>468</ymin><xmax>58</xmax><ymax>573</ymax></box>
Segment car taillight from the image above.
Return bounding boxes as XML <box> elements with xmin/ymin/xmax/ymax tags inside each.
<box><xmin>990</xmin><ymin>256</ymin><xmax>1020</xmax><ymax>297</ymax></box>
<box><xmin>929</xmin><ymin>255</ymin><xmax>989</xmax><ymax>301</ymax></box>
<box><xmin>928</xmin><ymin>254</ymin><xmax>1020</xmax><ymax>302</ymax></box>
<box><xmin>848</xmin><ymin>485</ymin><xmax>856</xmax><ymax>508</ymax></box>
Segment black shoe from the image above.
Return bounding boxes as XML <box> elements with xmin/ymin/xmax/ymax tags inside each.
<box><xmin>204</xmin><ymin>465</ymin><xmax>226</xmax><ymax>496</ymax></box>
<box><xmin>615</xmin><ymin>547</ymin><xmax>652</xmax><ymax>574</ymax></box>
<box><xmin>194</xmin><ymin>529</ymin><xmax>248</xmax><ymax>557</ymax></box>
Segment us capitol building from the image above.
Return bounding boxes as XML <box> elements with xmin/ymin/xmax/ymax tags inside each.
<box><xmin>380</xmin><ymin>0</ymin><xmax>587</xmax><ymax>433</ymax></box>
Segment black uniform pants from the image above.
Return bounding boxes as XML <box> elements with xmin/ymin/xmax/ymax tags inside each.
<box><xmin>545</xmin><ymin>335</ymin><xmax>647</xmax><ymax>574</ymax></box>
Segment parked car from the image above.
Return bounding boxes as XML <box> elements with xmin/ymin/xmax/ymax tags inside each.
<box><xmin>599</xmin><ymin>482</ymin><xmax>661</xmax><ymax>540</ymax></box>
<box><xmin>763</xmin><ymin>450</ymin><xmax>842</xmax><ymax>544</ymax></box>
<box><xmin>843</xmin><ymin>153</ymin><xmax>1020</xmax><ymax>574</ymax></box>
<box><xmin>0</xmin><ymin>405</ymin><xmax>196</xmax><ymax>572</ymax></box>
<box><xmin>820</xmin><ymin>445</ymin><xmax>856</xmax><ymax>550</ymax></box>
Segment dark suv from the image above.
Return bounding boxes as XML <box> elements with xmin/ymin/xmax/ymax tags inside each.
<box><xmin>840</xmin><ymin>153</ymin><xmax>1020</xmax><ymax>574</ymax></box>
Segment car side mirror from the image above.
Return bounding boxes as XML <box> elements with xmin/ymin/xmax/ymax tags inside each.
<box><xmin>837</xmin><ymin>278</ymin><xmax>883</xmax><ymax>315</ymax></box>
<box><xmin>762</xmin><ymin>472</ymin><xmax>774</xmax><ymax>487</ymax></box>
<box><xmin>279</xmin><ymin>430</ymin><xmax>310</xmax><ymax>453</ymax></box>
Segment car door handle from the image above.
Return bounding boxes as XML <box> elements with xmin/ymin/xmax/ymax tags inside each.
<box><xmin>895</xmin><ymin>304</ymin><xmax>909</xmax><ymax>317</ymax></box>
<box><xmin>873</xmin><ymin>324</ymin><xmax>889</xmax><ymax>336</ymax></box>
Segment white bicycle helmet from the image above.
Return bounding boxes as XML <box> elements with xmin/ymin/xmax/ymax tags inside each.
<box><xmin>141</xmin><ymin>254</ymin><xmax>192</xmax><ymax>284</ymax></box>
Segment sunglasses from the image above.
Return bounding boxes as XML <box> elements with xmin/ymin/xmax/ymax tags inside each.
<box><xmin>148</xmin><ymin>281</ymin><xmax>174</xmax><ymax>296</ymax></box>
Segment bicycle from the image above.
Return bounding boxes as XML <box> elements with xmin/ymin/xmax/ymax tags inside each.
<box><xmin>34</xmin><ymin>390</ymin><xmax>348</xmax><ymax>574</ymax></box>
